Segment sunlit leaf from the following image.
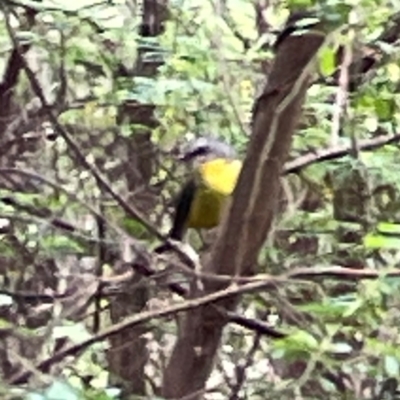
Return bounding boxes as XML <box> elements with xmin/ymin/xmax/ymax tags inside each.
<box><xmin>385</xmin><ymin>356</ymin><xmax>400</xmax><ymax>377</ymax></box>
<box><xmin>27</xmin><ymin>380</ymin><xmax>79</xmax><ymax>400</ymax></box>
<box><xmin>364</xmin><ymin>233</ymin><xmax>400</xmax><ymax>249</ymax></box>
<box><xmin>319</xmin><ymin>46</ymin><xmax>336</xmax><ymax>77</ymax></box>
<box><xmin>274</xmin><ymin>330</ymin><xmax>319</xmax><ymax>354</ymax></box>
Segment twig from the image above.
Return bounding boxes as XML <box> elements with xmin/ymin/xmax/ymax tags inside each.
<box><xmin>93</xmin><ymin>204</ymin><xmax>106</xmax><ymax>333</ymax></box>
<box><xmin>1</xmin><ymin>12</ymin><xmax>201</xmax><ymax>273</ymax></box>
<box><xmin>330</xmin><ymin>31</ymin><xmax>352</xmax><ymax>146</ymax></box>
<box><xmin>0</xmin><ymin>168</ymin><xmax>117</xmax><ymax>234</ymax></box>
<box><xmin>1</xmin><ymin>8</ymin><xmax>163</xmax><ymax>242</ymax></box>
<box><xmin>5</xmin><ymin>277</ymin><xmax>279</xmax><ymax>384</ymax></box>
<box><xmin>284</xmin><ymin>132</ymin><xmax>400</xmax><ymax>174</ymax></box>
<box><xmin>286</xmin><ymin>265</ymin><xmax>400</xmax><ymax>280</ymax></box>
<box><xmin>228</xmin><ymin>315</ymin><xmax>265</xmax><ymax>400</ymax></box>
<box><xmin>0</xmin><ymin>4</ymin><xmax>36</xmax><ymax>131</ymax></box>
<box><xmin>9</xmin><ymin>264</ymin><xmax>400</xmax><ymax>385</ymax></box>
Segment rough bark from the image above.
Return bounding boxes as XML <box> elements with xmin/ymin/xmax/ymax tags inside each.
<box><xmin>106</xmin><ymin>0</ymin><xmax>168</xmax><ymax>397</ymax></box>
<box><xmin>161</xmin><ymin>13</ymin><xmax>328</xmax><ymax>399</ymax></box>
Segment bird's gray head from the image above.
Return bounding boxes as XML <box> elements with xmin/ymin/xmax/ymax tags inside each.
<box><xmin>179</xmin><ymin>136</ymin><xmax>236</xmax><ymax>162</ymax></box>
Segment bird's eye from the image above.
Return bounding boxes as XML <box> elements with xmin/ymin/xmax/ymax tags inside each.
<box><xmin>179</xmin><ymin>144</ymin><xmax>210</xmax><ymax>161</ymax></box>
<box><xmin>181</xmin><ymin>146</ymin><xmax>210</xmax><ymax>161</ymax></box>
<box><xmin>191</xmin><ymin>145</ymin><xmax>209</xmax><ymax>157</ymax></box>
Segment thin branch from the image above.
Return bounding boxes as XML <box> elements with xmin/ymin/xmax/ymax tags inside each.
<box><xmin>0</xmin><ymin>5</ymin><xmax>36</xmax><ymax>129</ymax></box>
<box><xmin>8</xmin><ymin>264</ymin><xmax>400</xmax><ymax>385</ymax></box>
<box><xmin>286</xmin><ymin>265</ymin><xmax>400</xmax><ymax>280</ymax></box>
<box><xmin>0</xmin><ymin>184</ymin><xmax>286</xmax><ymax>337</ymax></box>
<box><xmin>284</xmin><ymin>131</ymin><xmax>400</xmax><ymax>174</ymax></box>
<box><xmin>0</xmin><ymin>168</ymin><xmax>284</xmax><ymax>338</ymax></box>
<box><xmin>330</xmin><ymin>31</ymin><xmax>352</xmax><ymax>146</ymax></box>
<box><xmin>131</xmin><ymin>256</ymin><xmax>285</xmax><ymax>337</ymax></box>
<box><xmin>6</xmin><ymin>277</ymin><xmax>280</xmax><ymax>385</ymax></box>
<box><xmin>1</xmin><ymin>9</ymin><xmax>164</xmax><ymax>242</ymax></box>
<box><xmin>0</xmin><ymin>168</ymin><xmax>119</xmax><ymax>235</ymax></box>
<box><xmin>1</xmin><ymin>14</ymin><xmax>199</xmax><ymax>275</ymax></box>
<box><xmin>228</xmin><ymin>315</ymin><xmax>265</xmax><ymax>400</ymax></box>
<box><xmin>93</xmin><ymin>203</ymin><xmax>106</xmax><ymax>333</ymax></box>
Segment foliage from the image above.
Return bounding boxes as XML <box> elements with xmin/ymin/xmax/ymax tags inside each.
<box><xmin>0</xmin><ymin>0</ymin><xmax>400</xmax><ymax>399</ymax></box>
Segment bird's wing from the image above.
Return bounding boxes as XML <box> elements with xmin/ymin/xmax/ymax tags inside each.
<box><xmin>169</xmin><ymin>179</ymin><xmax>197</xmax><ymax>240</ymax></box>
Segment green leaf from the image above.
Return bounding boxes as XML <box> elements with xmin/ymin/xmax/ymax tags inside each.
<box><xmin>330</xmin><ymin>342</ymin><xmax>352</xmax><ymax>354</ymax></box>
<box><xmin>45</xmin><ymin>381</ymin><xmax>79</xmax><ymax>400</ymax></box>
<box><xmin>26</xmin><ymin>394</ymin><xmax>46</xmax><ymax>400</ymax></box>
<box><xmin>122</xmin><ymin>217</ymin><xmax>148</xmax><ymax>237</ymax></box>
<box><xmin>0</xmin><ymin>294</ymin><xmax>12</xmax><ymax>306</ymax></box>
<box><xmin>377</xmin><ymin>222</ymin><xmax>400</xmax><ymax>234</ymax></box>
<box><xmin>364</xmin><ymin>233</ymin><xmax>400</xmax><ymax>250</ymax></box>
<box><xmin>27</xmin><ymin>380</ymin><xmax>79</xmax><ymax>400</ymax></box>
<box><xmin>319</xmin><ymin>47</ymin><xmax>336</xmax><ymax>77</ymax></box>
<box><xmin>342</xmin><ymin>298</ymin><xmax>363</xmax><ymax>318</ymax></box>
<box><xmin>41</xmin><ymin>235</ymin><xmax>86</xmax><ymax>254</ymax></box>
<box><xmin>374</xmin><ymin>97</ymin><xmax>393</xmax><ymax>120</ymax></box>
<box><xmin>387</xmin><ymin>63</ymin><xmax>400</xmax><ymax>82</ymax></box>
<box><xmin>299</xmin><ymin>296</ymin><xmax>356</xmax><ymax>318</ymax></box>
<box><xmin>53</xmin><ymin>323</ymin><xmax>92</xmax><ymax>343</ymax></box>
<box><xmin>274</xmin><ymin>330</ymin><xmax>319</xmax><ymax>354</ymax></box>
<box><xmin>384</xmin><ymin>355</ymin><xmax>400</xmax><ymax>377</ymax></box>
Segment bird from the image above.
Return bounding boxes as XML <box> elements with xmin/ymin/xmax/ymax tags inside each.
<box><xmin>155</xmin><ymin>136</ymin><xmax>242</xmax><ymax>254</ymax></box>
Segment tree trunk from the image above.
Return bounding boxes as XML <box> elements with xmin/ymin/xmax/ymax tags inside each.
<box><xmin>106</xmin><ymin>0</ymin><xmax>169</xmax><ymax>397</ymax></box>
<box><xmin>161</xmin><ymin>12</ymin><xmax>328</xmax><ymax>399</ymax></box>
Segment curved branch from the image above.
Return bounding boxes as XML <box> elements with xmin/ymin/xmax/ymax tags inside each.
<box><xmin>0</xmin><ymin>5</ymin><xmax>36</xmax><ymax>130</ymax></box>
<box><xmin>8</xmin><ymin>264</ymin><xmax>400</xmax><ymax>385</ymax></box>
<box><xmin>285</xmin><ymin>131</ymin><xmax>400</xmax><ymax>174</ymax></box>
<box><xmin>2</xmin><ymin>10</ymin><xmax>164</xmax><ymax>243</ymax></box>
<box><xmin>162</xmin><ymin>13</ymin><xmax>328</xmax><ymax>399</ymax></box>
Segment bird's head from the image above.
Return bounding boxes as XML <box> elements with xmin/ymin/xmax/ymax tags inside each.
<box><xmin>178</xmin><ymin>136</ymin><xmax>236</xmax><ymax>165</ymax></box>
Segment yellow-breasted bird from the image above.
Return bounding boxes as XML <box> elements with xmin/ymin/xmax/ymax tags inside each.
<box><xmin>155</xmin><ymin>136</ymin><xmax>242</xmax><ymax>253</ymax></box>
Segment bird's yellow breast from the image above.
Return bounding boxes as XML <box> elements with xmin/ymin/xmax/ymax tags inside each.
<box><xmin>187</xmin><ymin>158</ymin><xmax>242</xmax><ymax>229</ymax></box>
